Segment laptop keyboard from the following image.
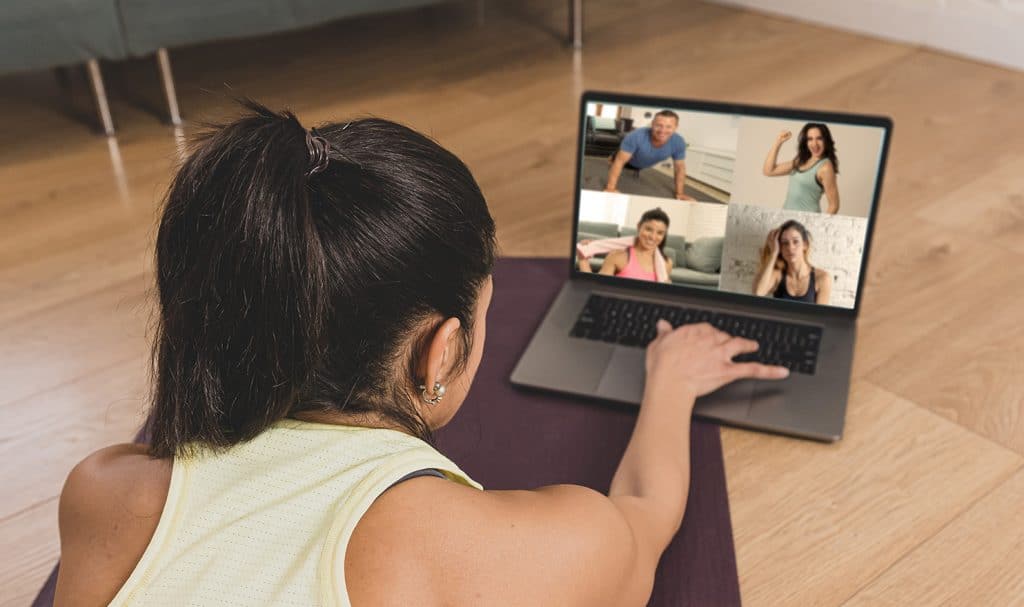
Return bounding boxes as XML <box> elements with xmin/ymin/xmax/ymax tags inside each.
<box><xmin>570</xmin><ymin>294</ymin><xmax>823</xmax><ymax>375</ymax></box>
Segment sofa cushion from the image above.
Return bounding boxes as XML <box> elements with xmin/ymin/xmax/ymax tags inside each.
<box><xmin>671</xmin><ymin>267</ymin><xmax>721</xmax><ymax>286</ymax></box>
<box><xmin>665</xmin><ymin>234</ymin><xmax>686</xmax><ymax>266</ymax></box>
<box><xmin>577</xmin><ymin>230</ymin><xmax>623</xmax><ymax>243</ymax></box>
<box><xmin>685</xmin><ymin>237</ymin><xmax>723</xmax><ymax>273</ymax></box>
<box><xmin>662</xmin><ymin>246</ymin><xmax>677</xmax><ymax>267</ymax></box>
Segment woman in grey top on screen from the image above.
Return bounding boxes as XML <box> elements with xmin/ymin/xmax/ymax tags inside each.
<box><xmin>753</xmin><ymin>220</ymin><xmax>832</xmax><ymax>305</ymax></box>
<box><xmin>763</xmin><ymin>123</ymin><xmax>840</xmax><ymax>214</ymax></box>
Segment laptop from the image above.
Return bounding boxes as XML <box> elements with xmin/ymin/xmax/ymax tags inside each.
<box><xmin>510</xmin><ymin>91</ymin><xmax>892</xmax><ymax>442</ymax></box>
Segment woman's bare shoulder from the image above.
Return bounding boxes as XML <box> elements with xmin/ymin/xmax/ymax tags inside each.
<box><xmin>56</xmin><ymin>444</ymin><xmax>171</xmax><ymax>605</ymax></box>
<box><xmin>346</xmin><ymin>478</ymin><xmax>647</xmax><ymax>606</ymax></box>
<box><xmin>62</xmin><ymin>443</ymin><xmax>171</xmax><ymax>514</ymax></box>
<box><xmin>602</xmin><ymin>248</ymin><xmax>628</xmax><ymax>273</ymax></box>
<box><xmin>605</xmin><ymin>248</ymin><xmax>628</xmax><ymax>262</ymax></box>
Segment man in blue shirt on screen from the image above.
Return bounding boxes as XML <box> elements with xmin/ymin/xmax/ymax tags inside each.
<box><xmin>604</xmin><ymin>110</ymin><xmax>696</xmax><ymax>201</ymax></box>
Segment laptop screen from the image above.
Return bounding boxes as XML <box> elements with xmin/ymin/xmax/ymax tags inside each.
<box><xmin>574</xmin><ymin>94</ymin><xmax>890</xmax><ymax>311</ymax></box>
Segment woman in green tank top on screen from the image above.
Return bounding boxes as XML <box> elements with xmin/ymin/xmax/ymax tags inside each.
<box><xmin>763</xmin><ymin>123</ymin><xmax>841</xmax><ymax>214</ymax></box>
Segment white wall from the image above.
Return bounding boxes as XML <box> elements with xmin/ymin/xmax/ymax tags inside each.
<box><xmin>579</xmin><ymin>190</ymin><xmax>629</xmax><ymax>225</ymax></box>
<box><xmin>730</xmin><ymin>117</ymin><xmax>885</xmax><ymax>218</ymax></box>
<box><xmin>719</xmin><ymin>204</ymin><xmax>868</xmax><ymax>309</ymax></box>
<box><xmin>709</xmin><ymin>0</ymin><xmax>1024</xmax><ymax>71</ymax></box>
<box><xmin>586</xmin><ymin>102</ymin><xmax>620</xmax><ymax>119</ymax></box>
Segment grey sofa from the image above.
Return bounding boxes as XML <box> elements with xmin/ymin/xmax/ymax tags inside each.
<box><xmin>1</xmin><ymin>0</ymin><xmax>585</xmax><ymax>135</ymax></box>
<box><xmin>0</xmin><ymin>2</ymin><xmax>125</xmax><ymax>74</ymax></box>
<box><xmin>576</xmin><ymin>221</ymin><xmax>723</xmax><ymax>287</ymax></box>
<box><xmin>0</xmin><ymin>1</ymin><xmax>128</xmax><ymax>134</ymax></box>
<box><xmin>0</xmin><ymin>1</ymin><xmax>449</xmax><ymax>134</ymax></box>
<box><xmin>117</xmin><ymin>0</ymin><xmax>438</xmax><ymax>57</ymax></box>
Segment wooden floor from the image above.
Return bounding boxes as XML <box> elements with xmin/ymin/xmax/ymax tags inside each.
<box><xmin>3</xmin><ymin>1</ymin><xmax>1023</xmax><ymax>604</ymax></box>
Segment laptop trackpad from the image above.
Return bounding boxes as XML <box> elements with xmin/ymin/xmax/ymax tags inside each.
<box><xmin>594</xmin><ymin>347</ymin><xmax>757</xmax><ymax>417</ymax></box>
<box><xmin>695</xmin><ymin>379</ymin><xmax>755</xmax><ymax>419</ymax></box>
<box><xmin>595</xmin><ymin>346</ymin><xmax>646</xmax><ymax>404</ymax></box>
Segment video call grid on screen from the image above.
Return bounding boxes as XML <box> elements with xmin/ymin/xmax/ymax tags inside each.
<box><xmin>574</xmin><ymin>96</ymin><xmax>890</xmax><ymax>311</ymax></box>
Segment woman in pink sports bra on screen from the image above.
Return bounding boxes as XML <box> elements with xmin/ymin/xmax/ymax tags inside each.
<box><xmin>577</xmin><ymin>207</ymin><xmax>673</xmax><ymax>284</ymax></box>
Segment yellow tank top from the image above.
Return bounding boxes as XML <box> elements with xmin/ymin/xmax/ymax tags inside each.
<box><xmin>108</xmin><ymin>419</ymin><xmax>481</xmax><ymax>606</ymax></box>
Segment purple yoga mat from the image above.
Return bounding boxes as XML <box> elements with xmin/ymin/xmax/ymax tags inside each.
<box><xmin>34</xmin><ymin>258</ymin><xmax>740</xmax><ymax>607</ymax></box>
<box><xmin>435</xmin><ymin>258</ymin><xmax>741</xmax><ymax>607</ymax></box>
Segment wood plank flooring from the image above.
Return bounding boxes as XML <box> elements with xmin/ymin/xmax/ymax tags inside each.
<box><xmin>2</xmin><ymin>1</ymin><xmax>1022</xmax><ymax>604</ymax></box>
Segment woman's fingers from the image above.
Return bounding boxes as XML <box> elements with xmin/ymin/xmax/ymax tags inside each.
<box><xmin>730</xmin><ymin>362</ymin><xmax>789</xmax><ymax>380</ymax></box>
<box><xmin>652</xmin><ymin>319</ymin><xmax>672</xmax><ymax>344</ymax></box>
<box><xmin>723</xmin><ymin>336</ymin><xmax>759</xmax><ymax>358</ymax></box>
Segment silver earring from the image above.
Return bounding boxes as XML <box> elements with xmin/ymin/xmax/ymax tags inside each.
<box><xmin>419</xmin><ymin>382</ymin><xmax>446</xmax><ymax>406</ymax></box>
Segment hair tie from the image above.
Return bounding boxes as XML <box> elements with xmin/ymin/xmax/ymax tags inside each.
<box><xmin>305</xmin><ymin>128</ymin><xmax>331</xmax><ymax>177</ymax></box>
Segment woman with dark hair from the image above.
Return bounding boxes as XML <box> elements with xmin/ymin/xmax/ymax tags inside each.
<box><xmin>763</xmin><ymin>123</ymin><xmax>841</xmax><ymax>214</ymax></box>
<box><xmin>753</xmin><ymin>220</ymin><xmax>832</xmax><ymax>304</ymax></box>
<box><xmin>55</xmin><ymin>102</ymin><xmax>787</xmax><ymax>606</ymax></box>
<box><xmin>577</xmin><ymin>207</ymin><xmax>674</xmax><ymax>283</ymax></box>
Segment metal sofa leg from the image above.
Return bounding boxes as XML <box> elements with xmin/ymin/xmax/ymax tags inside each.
<box><xmin>85</xmin><ymin>59</ymin><xmax>116</xmax><ymax>136</ymax></box>
<box><xmin>569</xmin><ymin>0</ymin><xmax>583</xmax><ymax>49</ymax></box>
<box><xmin>157</xmin><ymin>48</ymin><xmax>183</xmax><ymax>126</ymax></box>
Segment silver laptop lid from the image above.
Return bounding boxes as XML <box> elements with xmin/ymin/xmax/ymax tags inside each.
<box><xmin>571</xmin><ymin>91</ymin><xmax>893</xmax><ymax>318</ymax></box>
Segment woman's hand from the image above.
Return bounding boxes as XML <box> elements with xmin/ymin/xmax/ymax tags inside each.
<box><xmin>765</xmin><ymin>228</ymin><xmax>781</xmax><ymax>259</ymax></box>
<box><xmin>764</xmin><ymin>134</ymin><xmax>795</xmax><ymax>176</ymax></box>
<box><xmin>645</xmin><ymin>321</ymin><xmax>788</xmax><ymax>402</ymax></box>
<box><xmin>576</xmin><ymin>239</ymin><xmax>593</xmax><ymax>261</ymax></box>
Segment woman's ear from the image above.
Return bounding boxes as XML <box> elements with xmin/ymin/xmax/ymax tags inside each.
<box><xmin>418</xmin><ymin>317</ymin><xmax>462</xmax><ymax>397</ymax></box>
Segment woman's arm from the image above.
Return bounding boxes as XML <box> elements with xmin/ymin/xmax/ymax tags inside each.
<box><xmin>348</xmin><ymin>323</ymin><xmax>788</xmax><ymax>606</ymax></box>
<box><xmin>599</xmin><ymin>249</ymin><xmax>627</xmax><ymax>276</ymax></box>
<box><xmin>763</xmin><ymin>131</ymin><xmax>795</xmax><ymax>176</ymax></box>
<box><xmin>818</xmin><ymin>161</ymin><xmax>840</xmax><ymax>214</ymax></box>
<box><xmin>753</xmin><ymin>229</ymin><xmax>782</xmax><ymax>295</ymax></box>
<box><xmin>815</xmin><ymin>269</ymin><xmax>832</xmax><ymax>304</ymax></box>
<box><xmin>577</xmin><ymin>241</ymin><xmax>595</xmax><ymax>273</ymax></box>
<box><xmin>757</xmin><ymin>268</ymin><xmax>778</xmax><ymax>296</ymax></box>
<box><xmin>606</xmin><ymin>322</ymin><xmax>787</xmax><ymax>582</ymax></box>
<box><xmin>662</xmin><ymin>256</ymin><xmax>674</xmax><ymax>283</ymax></box>
<box><xmin>55</xmin><ymin>445</ymin><xmax>171</xmax><ymax>606</ymax></box>
<box><xmin>754</xmin><ymin>267</ymin><xmax>781</xmax><ymax>296</ymax></box>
